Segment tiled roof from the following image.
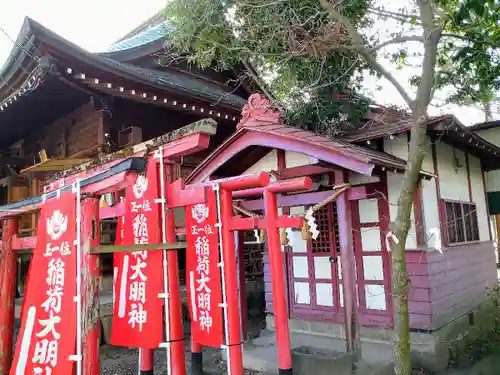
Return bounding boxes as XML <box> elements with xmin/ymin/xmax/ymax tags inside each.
<box><xmin>102</xmin><ymin>59</ymin><xmax>246</xmax><ymax>108</ymax></box>
<box><xmin>106</xmin><ymin>21</ymin><xmax>175</xmax><ymax>53</ymax></box>
<box><xmin>242</xmin><ymin>123</ymin><xmax>423</xmax><ymax>171</ymax></box>
<box><xmin>187</xmin><ymin>119</ymin><xmax>434</xmax><ymax>183</ymax></box>
<box><xmin>467</xmin><ymin>120</ymin><xmax>500</xmax><ymax>132</ymax></box>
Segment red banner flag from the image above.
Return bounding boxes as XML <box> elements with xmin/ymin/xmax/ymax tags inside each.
<box><xmin>11</xmin><ymin>190</ymin><xmax>77</xmax><ymax>375</ymax></box>
<box><xmin>186</xmin><ymin>188</ymin><xmax>224</xmax><ymax>348</ymax></box>
<box><xmin>111</xmin><ymin>158</ymin><xmax>164</xmax><ymax>348</ymax></box>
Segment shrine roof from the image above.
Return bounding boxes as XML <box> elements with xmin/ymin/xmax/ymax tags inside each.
<box><xmin>105</xmin><ymin>21</ymin><xmax>174</xmax><ymax>54</ymax></box>
<box><xmin>186</xmin><ymin>94</ymin><xmax>434</xmax><ymax>184</ymax></box>
<box><xmin>0</xmin><ymin>17</ymin><xmax>245</xmax><ymax>111</ymax></box>
<box><xmin>341</xmin><ymin>114</ymin><xmax>500</xmax><ymax>171</ymax></box>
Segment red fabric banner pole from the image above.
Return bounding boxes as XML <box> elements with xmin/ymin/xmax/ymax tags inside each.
<box><xmin>81</xmin><ymin>197</ymin><xmax>101</xmax><ymax>375</ymax></box>
<box><xmin>165</xmin><ymin>164</ymin><xmax>187</xmax><ymax>375</ymax></box>
<box><xmin>140</xmin><ymin>349</ymin><xmax>154</xmax><ymax>374</ymax></box>
<box><xmin>0</xmin><ymin>217</ymin><xmax>18</xmax><ymax>374</ymax></box>
<box><xmin>190</xmin><ymin>341</ymin><xmax>203</xmax><ymax>375</ymax></box>
<box><xmin>220</xmin><ymin>188</ymin><xmax>244</xmax><ymax>375</ymax></box>
<box><xmin>263</xmin><ymin>189</ymin><xmax>293</xmax><ymax>375</ymax></box>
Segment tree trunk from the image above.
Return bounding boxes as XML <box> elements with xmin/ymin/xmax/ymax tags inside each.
<box><xmin>484</xmin><ymin>101</ymin><xmax>493</xmax><ymax>122</ymax></box>
<box><xmin>390</xmin><ymin>114</ymin><xmax>429</xmax><ymax>375</ymax></box>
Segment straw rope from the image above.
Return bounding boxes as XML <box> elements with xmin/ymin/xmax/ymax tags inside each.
<box><xmin>232</xmin><ymin>182</ymin><xmax>352</xmax><ymax>243</ymax></box>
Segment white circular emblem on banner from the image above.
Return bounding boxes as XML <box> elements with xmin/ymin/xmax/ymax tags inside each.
<box><xmin>191</xmin><ymin>203</ymin><xmax>209</xmax><ymax>224</ymax></box>
<box><xmin>47</xmin><ymin>210</ymin><xmax>68</xmax><ymax>240</ymax></box>
<box><xmin>133</xmin><ymin>175</ymin><xmax>148</xmax><ymax>199</ymax></box>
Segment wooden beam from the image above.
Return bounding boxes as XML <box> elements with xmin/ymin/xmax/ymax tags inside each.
<box><xmin>45</xmin><ymin>120</ymin><xmax>217</xmax><ymax>193</ymax></box>
<box><xmin>279</xmin><ymin>164</ymin><xmax>337</xmax><ymax>179</ymax></box>
<box><xmin>240</xmin><ymin>186</ymin><xmax>368</xmax><ymax>211</ymax></box>
<box><xmin>89</xmin><ymin>242</ymin><xmax>187</xmax><ymax>254</ymax></box>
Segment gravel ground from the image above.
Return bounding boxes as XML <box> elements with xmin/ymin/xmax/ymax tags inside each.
<box><xmin>99</xmin><ymin>341</ymin><xmax>258</xmax><ymax>375</ymax></box>
<box><xmin>14</xmin><ymin>318</ymin><xmax>263</xmax><ymax>375</ymax></box>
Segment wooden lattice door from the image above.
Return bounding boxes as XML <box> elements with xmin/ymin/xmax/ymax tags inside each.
<box><xmin>288</xmin><ymin>204</ymin><xmax>342</xmax><ymax>318</ymax></box>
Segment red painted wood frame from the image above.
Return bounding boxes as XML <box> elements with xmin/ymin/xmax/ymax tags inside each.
<box><xmin>81</xmin><ymin>197</ymin><xmax>101</xmax><ymax>375</ymax></box>
<box><xmin>351</xmin><ymin>190</ymin><xmax>393</xmax><ymax>327</ymax></box>
<box><xmin>285</xmin><ymin>177</ymin><xmax>394</xmax><ymax>328</ymax></box>
<box><xmin>287</xmin><ymin>203</ymin><xmax>342</xmax><ymax>319</ymax></box>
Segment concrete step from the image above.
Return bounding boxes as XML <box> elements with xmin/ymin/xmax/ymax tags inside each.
<box><xmin>242</xmin><ymin>330</ymin><xmax>393</xmax><ymax>374</ymax></box>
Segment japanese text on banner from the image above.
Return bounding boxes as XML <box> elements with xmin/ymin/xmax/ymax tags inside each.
<box><xmin>111</xmin><ymin>159</ymin><xmax>163</xmax><ymax>348</ymax></box>
<box><xmin>186</xmin><ymin>188</ymin><xmax>223</xmax><ymax>348</ymax></box>
<box><xmin>11</xmin><ymin>191</ymin><xmax>78</xmax><ymax>375</ymax></box>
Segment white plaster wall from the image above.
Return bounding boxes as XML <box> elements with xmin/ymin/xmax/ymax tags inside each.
<box><xmin>285</xmin><ymin>150</ymin><xmax>318</xmax><ymax>168</ymax></box>
<box><xmin>348</xmin><ymin>171</ymin><xmax>380</xmax><ymax>186</ymax></box>
<box><xmin>422</xmin><ymin>135</ymin><xmax>434</xmax><ymax>173</ymax></box>
<box><xmin>421</xmin><ymin>178</ymin><xmax>440</xmax><ymax>248</ymax></box>
<box><xmin>485</xmin><ymin>170</ymin><xmax>500</xmax><ymax>193</ymax></box>
<box><xmin>475</xmin><ymin>128</ymin><xmax>500</xmax><ymax>192</ymax></box>
<box><xmin>383</xmin><ymin>134</ymin><xmax>409</xmax><ymax>160</ymax></box>
<box><xmin>243</xmin><ymin>149</ymin><xmax>278</xmax><ymax>174</ymax></box>
<box><xmin>475</xmin><ymin>128</ymin><xmax>500</xmax><ymax>147</ymax></box>
<box><xmin>387</xmin><ymin>171</ymin><xmax>418</xmax><ymax>248</ymax></box>
<box><xmin>435</xmin><ymin>143</ymin><xmax>470</xmax><ymax>201</ymax></box>
<box><xmin>468</xmin><ymin>155</ymin><xmax>490</xmax><ymax>241</ymax></box>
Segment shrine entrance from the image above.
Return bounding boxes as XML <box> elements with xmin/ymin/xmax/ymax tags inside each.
<box><xmin>0</xmin><ymin>134</ymin><xmax>319</xmax><ymax>375</ymax></box>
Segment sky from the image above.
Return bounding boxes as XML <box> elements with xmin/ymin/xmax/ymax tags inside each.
<box><xmin>0</xmin><ymin>0</ymin><xmax>497</xmax><ymax>126</ymax></box>
<box><xmin>0</xmin><ymin>0</ymin><xmax>167</xmax><ymax>61</ymax></box>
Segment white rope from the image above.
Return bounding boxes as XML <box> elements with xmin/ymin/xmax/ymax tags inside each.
<box><xmin>73</xmin><ymin>179</ymin><xmax>83</xmax><ymax>375</ymax></box>
<box><xmin>157</xmin><ymin>148</ymin><xmax>173</xmax><ymax>375</ymax></box>
<box><xmin>212</xmin><ymin>183</ymin><xmax>232</xmax><ymax>375</ymax></box>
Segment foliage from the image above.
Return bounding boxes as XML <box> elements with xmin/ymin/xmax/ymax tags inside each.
<box><xmin>162</xmin><ymin>1</ymin><xmax>500</xmax><ymax>375</ymax></box>
<box><xmin>435</xmin><ymin>0</ymin><xmax>500</xmax><ymax>118</ymax></box>
<box><xmin>163</xmin><ymin>0</ymin><xmax>372</xmax><ymax>135</ymax></box>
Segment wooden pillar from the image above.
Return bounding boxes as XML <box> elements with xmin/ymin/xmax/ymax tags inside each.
<box><xmin>495</xmin><ymin>215</ymin><xmax>500</xmax><ymax>264</ymax></box>
<box><xmin>0</xmin><ymin>218</ymin><xmax>18</xmax><ymax>375</ymax></box>
<box><xmin>165</xmin><ymin>165</ymin><xmax>187</xmax><ymax>375</ymax></box>
<box><xmin>236</xmin><ymin>231</ymin><xmax>248</xmax><ymax>341</ymax></box>
<box><xmin>81</xmin><ymin>197</ymin><xmax>101</xmax><ymax>375</ymax></box>
<box><xmin>334</xmin><ymin>170</ymin><xmax>361</xmax><ymax>361</ymax></box>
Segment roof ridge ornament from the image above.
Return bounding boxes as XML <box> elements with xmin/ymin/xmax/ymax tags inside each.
<box><xmin>237</xmin><ymin>93</ymin><xmax>284</xmax><ymax>129</ymax></box>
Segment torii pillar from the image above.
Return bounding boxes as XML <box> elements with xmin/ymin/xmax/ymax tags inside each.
<box><xmin>0</xmin><ymin>218</ymin><xmax>18</xmax><ymax>374</ymax></box>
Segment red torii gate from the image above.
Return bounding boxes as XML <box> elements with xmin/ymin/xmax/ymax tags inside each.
<box><xmin>0</xmin><ymin>130</ymin><xmax>315</xmax><ymax>375</ymax></box>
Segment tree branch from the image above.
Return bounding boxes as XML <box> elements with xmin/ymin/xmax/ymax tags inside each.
<box><xmin>442</xmin><ymin>33</ymin><xmax>500</xmax><ymax>48</ymax></box>
<box><xmin>415</xmin><ymin>0</ymin><xmax>443</xmax><ymax>110</ymax></box>
<box><xmin>369</xmin><ymin>35</ymin><xmax>424</xmax><ymax>52</ymax></box>
<box><xmin>319</xmin><ymin>0</ymin><xmax>414</xmax><ymax>107</ymax></box>
<box><xmin>241</xmin><ymin>59</ymin><xmax>286</xmax><ymax>111</ymax></box>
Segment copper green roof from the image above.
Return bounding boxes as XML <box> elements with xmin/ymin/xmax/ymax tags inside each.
<box><xmin>105</xmin><ymin>21</ymin><xmax>175</xmax><ymax>53</ymax></box>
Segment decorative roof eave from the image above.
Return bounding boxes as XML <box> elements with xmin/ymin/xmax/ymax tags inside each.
<box><xmin>430</xmin><ymin>116</ymin><xmax>500</xmax><ymax>170</ymax></box>
<box><xmin>467</xmin><ymin>120</ymin><xmax>500</xmax><ymax>132</ymax></box>
<box><xmin>341</xmin><ymin>114</ymin><xmax>500</xmax><ymax>168</ymax></box>
<box><xmin>187</xmin><ymin>94</ymin><xmax>437</xmax><ymax>184</ymax></box>
<box><xmin>99</xmin><ymin>21</ymin><xmax>175</xmax><ymax>62</ymax></box>
<box><xmin>0</xmin><ymin>18</ymin><xmax>245</xmax><ymax>111</ymax></box>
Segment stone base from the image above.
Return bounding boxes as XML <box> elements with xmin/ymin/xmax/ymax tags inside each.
<box><xmin>265</xmin><ymin>297</ymin><xmax>500</xmax><ymax>373</ymax></box>
<box><xmin>292</xmin><ymin>347</ymin><xmax>352</xmax><ymax>375</ymax></box>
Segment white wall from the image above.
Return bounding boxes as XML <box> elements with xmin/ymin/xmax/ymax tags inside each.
<box><xmin>475</xmin><ymin>128</ymin><xmax>500</xmax><ymax>147</ymax></box>
<box><xmin>285</xmin><ymin>150</ymin><xmax>318</xmax><ymax>168</ymax></box>
<box><xmin>384</xmin><ymin>134</ymin><xmax>409</xmax><ymax>160</ymax></box>
<box><xmin>433</xmin><ymin>143</ymin><xmax>490</xmax><ymax>242</ymax></box>
<box><xmin>468</xmin><ymin>155</ymin><xmax>490</xmax><ymax>241</ymax></box>
<box><xmin>435</xmin><ymin>143</ymin><xmax>470</xmax><ymax>201</ymax></box>
<box><xmin>348</xmin><ymin>172</ymin><xmax>380</xmax><ymax>186</ymax></box>
<box><xmin>475</xmin><ymin>128</ymin><xmax>500</xmax><ymax>192</ymax></box>
<box><xmin>485</xmin><ymin>170</ymin><xmax>500</xmax><ymax>193</ymax></box>
<box><xmin>386</xmin><ymin>171</ymin><xmax>418</xmax><ymax>248</ymax></box>
<box><xmin>243</xmin><ymin>149</ymin><xmax>278</xmax><ymax>174</ymax></box>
